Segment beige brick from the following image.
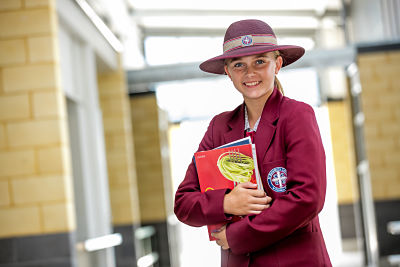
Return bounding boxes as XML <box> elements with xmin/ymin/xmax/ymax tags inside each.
<box><xmin>377</xmin><ymin>93</ymin><xmax>400</xmax><ymax>108</ymax></box>
<box><xmin>379</xmin><ymin>122</ymin><xmax>400</xmax><ymax>136</ymax></box>
<box><xmin>0</xmin><ymin>9</ymin><xmax>51</xmax><ymax>38</ymax></box>
<box><xmin>0</xmin><ymin>150</ymin><xmax>35</xmax><ymax>177</ymax></box>
<box><xmin>109</xmin><ymin>187</ymin><xmax>134</xmax><ymax>224</ymax></box>
<box><xmin>0</xmin><ymin>69</ymin><xmax>3</xmax><ymax>93</ymax></box>
<box><xmin>107</xmin><ymin>150</ymin><xmax>129</xmax><ymax>169</ymax></box>
<box><xmin>7</xmin><ymin>119</ymin><xmax>61</xmax><ymax>147</ymax></box>
<box><xmin>364</xmin><ymin>109</ymin><xmax>393</xmax><ymax>123</ymax></box>
<box><xmin>100</xmin><ymin>98</ymin><xmax>127</xmax><ymax>117</ymax></box>
<box><xmin>386</xmin><ymin>190</ymin><xmax>400</xmax><ymax>199</ymax></box>
<box><xmin>105</xmin><ymin>133</ymin><xmax>127</xmax><ymax>150</ymax></box>
<box><xmin>0</xmin><ymin>180</ymin><xmax>10</xmax><ymax>206</ymax></box>
<box><xmin>372</xmin><ymin>185</ymin><xmax>387</xmax><ymax>200</ymax></box>
<box><xmin>364</xmin><ymin>124</ymin><xmax>379</xmax><ymax>139</ymax></box>
<box><xmin>383</xmin><ymin>152</ymin><xmax>400</xmax><ymax>166</ymax></box>
<box><xmin>0</xmin><ymin>39</ymin><xmax>26</xmax><ymax>65</ymax></box>
<box><xmin>379</xmin><ymin>64</ymin><xmax>400</xmax><ymax>79</ymax></box>
<box><xmin>0</xmin><ymin>0</ymin><xmax>22</xmax><ymax>10</ymax></box>
<box><xmin>108</xmin><ymin>169</ymin><xmax>132</xmax><ymax>186</ymax></box>
<box><xmin>63</xmin><ymin>174</ymin><xmax>73</xmax><ymax>202</ymax></box>
<box><xmin>359</xmin><ymin>52</ymin><xmax>388</xmax><ymax>65</ymax></box>
<box><xmin>25</xmin><ymin>0</ymin><xmax>51</xmax><ymax>8</ymax></box>
<box><xmin>110</xmin><ymin>201</ymin><xmax>134</xmax><ymax>225</ymax></box>
<box><xmin>0</xmin><ymin>94</ymin><xmax>30</xmax><ymax>121</ymax></box>
<box><xmin>12</xmin><ymin>175</ymin><xmax>65</xmax><ymax>204</ymax></box>
<box><xmin>3</xmin><ymin>64</ymin><xmax>56</xmax><ymax>92</ymax></box>
<box><xmin>0</xmin><ymin>124</ymin><xmax>5</xmax><ymax>149</ymax></box>
<box><xmin>41</xmin><ymin>202</ymin><xmax>73</xmax><ymax>232</ymax></box>
<box><xmin>103</xmin><ymin>117</ymin><xmax>127</xmax><ymax>133</ymax></box>
<box><xmin>388</xmin><ymin>51</ymin><xmax>400</xmax><ymax>63</ymax></box>
<box><xmin>0</xmin><ymin>206</ymin><xmax>41</xmax><ymax>237</ymax></box>
<box><xmin>37</xmin><ymin>146</ymin><xmax>64</xmax><ymax>173</ymax></box>
<box><xmin>33</xmin><ymin>90</ymin><xmax>60</xmax><ymax>118</ymax></box>
<box><xmin>28</xmin><ymin>36</ymin><xmax>55</xmax><ymax>63</ymax></box>
<box><xmin>109</xmin><ymin>186</ymin><xmax>131</xmax><ymax>205</ymax></box>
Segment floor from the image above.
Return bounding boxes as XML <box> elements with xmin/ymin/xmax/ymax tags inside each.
<box><xmin>176</xmin><ymin>223</ymin><xmax>366</xmax><ymax>267</ymax></box>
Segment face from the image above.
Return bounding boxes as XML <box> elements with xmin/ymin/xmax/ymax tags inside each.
<box><xmin>224</xmin><ymin>52</ymin><xmax>283</xmax><ymax>104</ymax></box>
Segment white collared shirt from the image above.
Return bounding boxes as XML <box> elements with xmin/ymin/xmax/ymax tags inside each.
<box><xmin>244</xmin><ymin>105</ymin><xmax>261</xmax><ymax>133</ymax></box>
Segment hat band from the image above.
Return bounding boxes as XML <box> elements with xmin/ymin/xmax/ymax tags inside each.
<box><xmin>223</xmin><ymin>34</ymin><xmax>277</xmax><ymax>53</ymax></box>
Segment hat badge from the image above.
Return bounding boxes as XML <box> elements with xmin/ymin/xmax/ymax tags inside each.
<box><xmin>241</xmin><ymin>35</ymin><xmax>253</xmax><ymax>47</ymax></box>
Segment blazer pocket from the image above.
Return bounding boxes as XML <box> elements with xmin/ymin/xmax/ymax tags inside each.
<box><xmin>262</xmin><ymin>159</ymin><xmax>287</xmax><ymax>194</ymax></box>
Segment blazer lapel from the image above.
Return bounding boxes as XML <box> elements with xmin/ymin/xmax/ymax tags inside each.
<box><xmin>254</xmin><ymin>89</ymin><xmax>282</xmax><ymax>163</ymax></box>
<box><xmin>224</xmin><ymin>104</ymin><xmax>245</xmax><ymax>144</ymax></box>
<box><xmin>222</xmin><ymin>89</ymin><xmax>282</xmax><ymax>163</ymax></box>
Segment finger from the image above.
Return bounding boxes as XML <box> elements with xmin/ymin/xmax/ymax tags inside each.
<box><xmin>217</xmin><ymin>225</ymin><xmax>226</xmax><ymax>231</ymax></box>
<box><xmin>239</xmin><ymin>182</ymin><xmax>258</xmax><ymax>189</ymax></box>
<box><xmin>247</xmin><ymin>210</ymin><xmax>262</xmax><ymax>215</ymax></box>
<box><xmin>249</xmin><ymin>189</ymin><xmax>267</xmax><ymax>197</ymax></box>
<box><xmin>213</xmin><ymin>232</ymin><xmax>221</xmax><ymax>240</ymax></box>
<box><xmin>249</xmin><ymin>204</ymin><xmax>269</xmax><ymax>211</ymax></box>
<box><xmin>247</xmin><ymin>196</ymin><xmax>269</xmax><ymax>205</ymax></box>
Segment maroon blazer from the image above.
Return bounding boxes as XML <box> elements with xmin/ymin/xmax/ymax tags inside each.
<box><xmin>174</xmin><ymin>89</ymin><xmax>332</xmax><ymax>267</ymax></box>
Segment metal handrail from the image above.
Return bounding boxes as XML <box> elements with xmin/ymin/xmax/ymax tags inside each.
<box><xmin>137</xmin><ymin>252</ymin><xmax>160</xmax><ymax>267</ymax></box>
<box><xmin>76</xmin><ymin>233</ymin><xmax>123</xmax><ymax>252</ymax></box>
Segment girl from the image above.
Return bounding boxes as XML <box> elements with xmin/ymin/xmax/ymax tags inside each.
<box><xmin>174</xmin><ymin>19</ymin><xmax>332</xmax><ymax>267</ymax></box>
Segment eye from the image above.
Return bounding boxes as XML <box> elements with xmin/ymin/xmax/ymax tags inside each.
<box><xmin>255</xmin><ymin>59</ymin><xmax>265</xmax><ymax>65</ymax></box>
<box><xmin>233</xmin><ymin>62</ymin><xmax>244</xmax><ymax>68</ymax></box>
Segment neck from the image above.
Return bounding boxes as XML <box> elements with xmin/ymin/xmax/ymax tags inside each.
<box><xmin>244</xmin><ymin>90</ymin><xmax>273</xmax><ymax>127</ymax></box>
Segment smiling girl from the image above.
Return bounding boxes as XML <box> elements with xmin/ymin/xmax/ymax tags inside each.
<box><xmin>174</xmin><ymin>19</ymin><xmax>332</xmax><ymax>267</ymax></box>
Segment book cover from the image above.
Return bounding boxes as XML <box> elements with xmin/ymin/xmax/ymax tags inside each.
<box><xmin>194</xmin><ymin>138</ymin><xmax>263</xmax><ymax>240</ymax></box>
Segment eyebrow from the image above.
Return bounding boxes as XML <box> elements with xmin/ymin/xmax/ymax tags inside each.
<box><xmin>229</xmin><ymin>54</ymin><xmax>269</xmax><ymax>63</ymax></box>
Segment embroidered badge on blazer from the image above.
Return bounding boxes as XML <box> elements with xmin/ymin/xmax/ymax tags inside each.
<box><xmin>267</xmin><ymin>167</ymin><xmax>287</xmax><ymax>192</ymax></box>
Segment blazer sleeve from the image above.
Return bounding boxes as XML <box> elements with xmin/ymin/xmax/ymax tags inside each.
<box><xmin>226</xmin><ymin>103</ymin><xmax>327</xmax><ymax>254</ymax></box>
<box><xmin>174</xmin><ymin>116</ymin><xmax>233</xmax><ymax>227</ymax></box>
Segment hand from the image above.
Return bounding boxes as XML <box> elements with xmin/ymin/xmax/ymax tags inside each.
<box><xmin>212</xmin><ymin>225</ymin><xmax>229</xmax><ymax>250</ymax></box>
<box><xmin>223</xmin><ymin>182</ymin><xmax>272</xmax><ymax>216</ymax></box>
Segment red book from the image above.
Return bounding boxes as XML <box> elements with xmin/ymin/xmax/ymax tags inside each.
<box><xmin>194</xmin><ymin>138</ymin><xmax>263</xmax><ymax>240</ymax></box>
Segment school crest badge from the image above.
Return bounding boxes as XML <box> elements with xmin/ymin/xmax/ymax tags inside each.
<box><xmin>241</xmin><ymin>35</ymin><xmax>253</xmax><ymax>46</ymax></box>
<box><xmin>267</xmin><ymin>167</ymin><xmax>287</xmax><ymax>192</ymax></box>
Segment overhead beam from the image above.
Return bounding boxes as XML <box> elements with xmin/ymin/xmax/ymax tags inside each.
<box><xmin>127</xmin><ymin>46</ymin><xmax>356</xmax><ymax>94</ymax></box>
<box><xmin>141</xmin><ymin>27</ymin><xmax>317</xmax><ymax>38</ymax></box>
<box><xmin>131</xmin><ymin>8</ymin><xmax>340</xmax><ymax>18</ymax></box>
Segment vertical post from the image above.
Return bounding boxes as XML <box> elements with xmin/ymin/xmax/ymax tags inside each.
<box><xmin>346</xmin><ymin>63</ymin><xmax>379</xmax><ymax>267</ymax></box>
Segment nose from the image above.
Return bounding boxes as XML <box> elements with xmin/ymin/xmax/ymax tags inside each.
<box><xmin>246</xmin><ymin>65</ymin><xmax>256</xmax><ymax>76</ymax></box>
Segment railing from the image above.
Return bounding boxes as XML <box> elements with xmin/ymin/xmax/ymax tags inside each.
<box><xmin>76</xmin><ymin>233</ymin><xmax>123</xmax><ymax>252</ymax></box>
<box><xmin>135</xmin><ymin>225</ymin><xmax>159</xmax><ymax>267</ymax></box>
<box><xmin>387</xmin><ymin>221</ymin><xmax>400</xmax><ymax>266</ymax></box>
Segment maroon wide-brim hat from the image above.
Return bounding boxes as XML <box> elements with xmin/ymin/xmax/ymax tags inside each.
<box><xmin>200</xmin><ymin>19</ymin><xmax>305</xmax><ymax>74</ymax></box>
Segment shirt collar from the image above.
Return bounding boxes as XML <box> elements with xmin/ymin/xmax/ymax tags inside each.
<box><xmin>244</xmin><ymin>105</ymin><xmax>261</xmax><ymax>132</ymax></box>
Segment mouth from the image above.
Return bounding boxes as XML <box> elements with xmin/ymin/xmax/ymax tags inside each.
<box><xmin>243</xmin><ymin>81</ymin><xmax>261</xmax><ymax>87</ymax></box>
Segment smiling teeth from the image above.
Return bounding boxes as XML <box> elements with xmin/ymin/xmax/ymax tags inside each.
<box><xmin>245</xmin><ymin>81</ymin><xmax>259</xmax><ymax>86</ymax></box>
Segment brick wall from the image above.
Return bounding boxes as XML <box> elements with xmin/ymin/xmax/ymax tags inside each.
<box><xmin>357</xmin><ymin>48</ymin><xmax>400</xmax><ymax>256</ymax></box>
<box><xmin>327</xmin><ymin>100</ymin><xmax>358</xmax><ymax>204</ymax></box>
<box><xmin>98</xmin><ymin>61</ymin><xmax>141</xmax><ymax>226</ymax></box>
<box><xmin>130</xmin><ymin>94</ymin><xmax>168</xmax><ymax>223</ymax></box>
<box><xmin>358</xmin><ymin>49</ymin><xmax>400</xmax><ymax>200</ymax></box>
<box><xmin>0</xmin><ymin>0</ymin><xmax>75</xmax><ymax>238</ymax></box>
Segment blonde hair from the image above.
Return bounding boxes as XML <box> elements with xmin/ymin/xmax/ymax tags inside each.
<box><xmin>273</xmin><ymin>51</ymin><xmax>284</xmax><ymax>95</ymax></box>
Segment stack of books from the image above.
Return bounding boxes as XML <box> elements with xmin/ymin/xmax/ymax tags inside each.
<box><xmin>194</xmin><ymin>137</ymin><xmax>263</xmax><ymax>240</ymax></box>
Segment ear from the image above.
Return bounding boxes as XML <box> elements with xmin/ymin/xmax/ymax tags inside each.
<box><xmin>275</xmin><ymin>56</ymin><xmax>283</xmax><ymax>74</ymax></box>
<box><xmin>224</xmin><ymin>65</ymin><xmax>232</xmax><ymax>79</ymax></box>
